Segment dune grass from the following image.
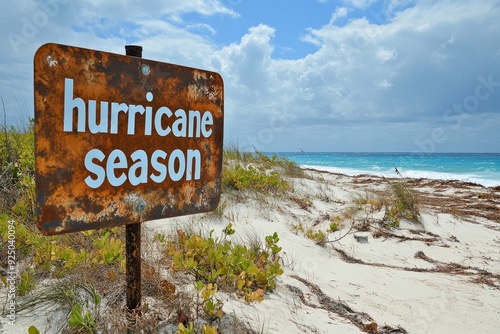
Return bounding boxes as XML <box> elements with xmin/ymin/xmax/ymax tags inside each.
<box><xmin>1</xmin><ymin>128</ymin><xmax>288</xmax><ymax>333</ymax></box>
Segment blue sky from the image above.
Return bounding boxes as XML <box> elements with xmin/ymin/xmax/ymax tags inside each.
<box><xmin>1</xmin><ymin>0</ymin><xmax>499</xmax><ymax>152</ymax></box>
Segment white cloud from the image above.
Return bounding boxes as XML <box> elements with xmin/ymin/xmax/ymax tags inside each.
<box><xmin>208</xmin><ymin>0</ymin><xmax>500</xmax><ymax>151</ymax></box>
<box><xmin>2</xmin><ymin>0</ymin><xmax>234</xmax><ymax>59</ymax></box>
<box><xmin>76</xmin><ymin>0</ymin><xmax>238</xmax><ymax>20</ymax></box>
<box><xmin>341</xmin><ymin>0</ymin><xmax>378</xmax><ymax>10</ymax></box>
<box><xmin>0</xmin><ymin>0</ymin><xmax>232</xmax><ymax>123</ymax></box>
<box><xmin>385</xmin><ymin>0</ymin><xmax>416</xmax><ymax>16</ymax></box>
<box><xmin>330</xmin><ymin>7</ymin><xmax>349</xmax><ymax>24</ymax></box>
<box><xmin>1</xmin><ymin>0</ymin><xmax>499</xmax><ymax>152</ymax></box>
<box><xmin>376</xmin><ymin>46</ymin><xmax>397</xmax><ymax>62</ymax></box>
<box><xmin>213</xmin><ymin>24</ymin><xmax>275</xmax><ymax>91</ymax></box>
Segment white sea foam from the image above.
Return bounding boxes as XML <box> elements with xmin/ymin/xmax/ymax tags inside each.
<box><xmin>301</xmin><ymin>164</ymin><xmax>500</xmax><ymax>187</ymax></box>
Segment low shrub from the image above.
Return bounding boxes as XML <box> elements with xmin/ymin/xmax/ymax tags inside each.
<box><xmin>0</xmin><ymin>120</ymin><xmax>36</xmax><ymax>225</ymax></box>
<box><xmin>166</xmin><ymin>224</ymin><xmax>284</xmax><ymax>301</ymax></box>
<box><xmin>382</xmin><ymin>169</ymin><xmax>420</xmax><ymax>227</ymax></box>
<box><xmin>222</xmin><ymin>149</ymin><xmax>305</xmax><ymax>195</ymax></box>
<box><xmin>222</xmin><ymin>164</ymin><xmax>290</xmax><ymax>193</ymax></box>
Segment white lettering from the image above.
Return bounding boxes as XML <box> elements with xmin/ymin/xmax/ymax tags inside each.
<box><xmin>169</xmin><ymin>149</ymin><xmax>186</xmax><ymax>181</ymax></box>
<box><xmin>88</xmin><ymin>100</ymin><xmax>108</xmax><ymax>134</ymax></box>
<box><xmin>63</xmin><ymin>78</ymin><xmax>214</xmax><ymax>138</ymax></box>
<box><xmin>186</xmin><ymin>149</ymin><xmax>201</xmax><ymax>180</ymax></box>
<box><xmin>129</xmin><ymin>150</ymin><xmax>148</xmax><ymax>186</ymax></box>
<box><xmin>84</xmin><ymin>149</ymin><xmax>106</xmax><ymax>188</ymax></box>
<box><xmin>110</xmin><ymin>102</ymin><xmax>128</xmax><ymax>134</ymax></box>
<box><xmin>154</xmin><ymin>107</ymin><xmax>172</xmax><ymax>136</ymax></box>
<box><xmin>107</xmin><ymin>149</ymin><xmax>127</xmax><ymax>186</ymax></box>
<box><xmin>145</xmin><ymin>92</ymin><xmax>154</xmax><ymax>135</ymax></box>
<box><xmin>151</xmin><ymin>150</ymin><xmax>167</xmax><ymax>183</ymax></box>
<box><xmin>64</xmin><ymin>78</ymin><xmax>86</xmax><ymax>132</ymax></box>
<box><xmin>188</xmin><ymin>110</ymin><xmax>200</xmax><ymax>137</ymax></box>
<box><xmin>63</xmin><ymin>78</ymin><xmax>216</xmax><ymax>189</ymax></box>
<box><xmin>84</xmin><ymin>148</ymin><xmax>202</xmax><ymax>187</ymax></box>
<box><xmin>201</xmin><ymin>111</ymin><xmax>213</xmax><ymax>138</ymax></box>
<box><xmin>172</xmin><ymin>109</ymin><xmax>187</xmax><ymax>137</ymax></box>
<box><xmin>128</xmin><ymin>105</ymin><xmax>145</xmax><ymax>135</ymax></box>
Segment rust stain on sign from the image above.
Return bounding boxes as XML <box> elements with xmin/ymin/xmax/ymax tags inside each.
<box><xmin>34</xmin><ymin>43</ymin><xmax>224</xmax><ymax>235</ymax></box>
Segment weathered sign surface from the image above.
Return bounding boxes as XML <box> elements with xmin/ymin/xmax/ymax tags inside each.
<box><xmin>34</xmin><ymin>43</ymin><xmax>224</xmax><ymax>235</ymax></box>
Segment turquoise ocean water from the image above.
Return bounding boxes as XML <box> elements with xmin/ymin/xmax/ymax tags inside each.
<box><xmin>270</xmin><ymin>152</ymin><xmax>500</xmax><ymax>188</ymax></box>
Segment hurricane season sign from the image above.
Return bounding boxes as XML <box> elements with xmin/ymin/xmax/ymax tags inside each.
<box><xmin>34</xmin><ymin>43</ymin><xmax>224</xmax><ymax>235</ymax></box>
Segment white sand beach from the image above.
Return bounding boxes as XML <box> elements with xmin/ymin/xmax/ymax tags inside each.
<box><xmin>145</xmin><ymin>169</ymin><xmax>500</xmax><ymax>334</ymax></box>
<box><xmin>2</xmin><ymin>168</ymin><xmax>499</xmax><ymax>334</ymax></box>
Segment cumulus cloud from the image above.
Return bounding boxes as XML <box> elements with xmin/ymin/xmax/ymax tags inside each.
<box><xmin>209</xmin><ymin>0</ymin><xmax>500</xmax><ymax>151</ymax></box>
<box><xmin>1</xmin><ymin>0</ymin><xmax>499</xmax><ymax>152</ymax></box>
<box><xmin>0</xmin><ymin>0</ymin><xmax>229</xmax><ymax>124</ymax></box>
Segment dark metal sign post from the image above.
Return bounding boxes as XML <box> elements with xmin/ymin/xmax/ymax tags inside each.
<box><xmin>34</xmin><ymin>43</ymin><xmax>224</xmax><ymax>323</ymax></box>
<box><xmin>125</xmin><ymin>220</ymin><xmax>141</xmax><ymax>313</ymax></box>
<box><xmin>125</xmin><ymin>45</ymin><xmax>143</xmax><ymax>313</ymax></box>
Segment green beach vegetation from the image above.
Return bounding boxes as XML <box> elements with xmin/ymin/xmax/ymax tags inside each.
<box><xmin>0</xmin><ymin>123</ymin><xmax>289</xmax><ymax>333</ymax></box>
<box><xmin>1</xmin><ymin>122</ymin><xmax>422</xmax><ymax>333</ymax></box>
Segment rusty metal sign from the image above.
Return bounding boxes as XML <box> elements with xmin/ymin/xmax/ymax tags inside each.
<box><xmin>34</xmin><ymin>43</ymin><xmax>224</xmax><ymax>235</ymax></box>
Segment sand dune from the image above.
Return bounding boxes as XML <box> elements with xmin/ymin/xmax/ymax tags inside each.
<box><xmin>3</xmin><ymin>168</ymin><xmax>499</xmax><ymax>333</ymax></box>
